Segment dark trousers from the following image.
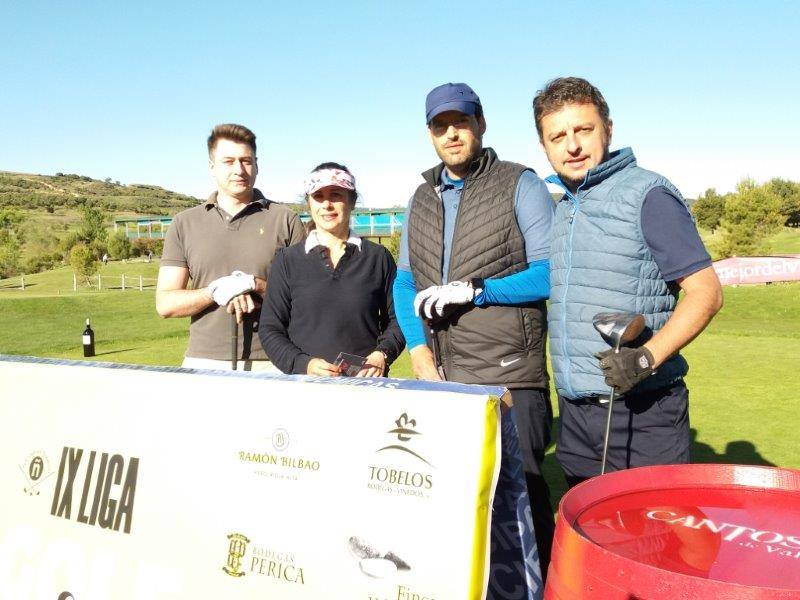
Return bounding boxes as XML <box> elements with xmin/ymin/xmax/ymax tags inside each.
<box><xmin>509</xmin><ymin>388</ymin><xmax>555</xmax><ymax>577</ymax></box>
<box><xmin>557</xmin><ymin>381</ymin><xmax>691</xmax><ymax>489</ymax></box>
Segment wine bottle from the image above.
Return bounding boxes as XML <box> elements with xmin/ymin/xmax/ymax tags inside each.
<box><xmin>83</xmin><ymin>318</ymin><xmax>95</xmax><ymax>357</ymax></box>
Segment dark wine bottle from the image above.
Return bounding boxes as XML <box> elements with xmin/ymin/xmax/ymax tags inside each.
<box><xmin>82</xmin><ymin>318</ymin><xmax>95</xmax><ymax>357</ymax></box>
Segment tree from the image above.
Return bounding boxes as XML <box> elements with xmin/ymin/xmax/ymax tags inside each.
<box><xmin>69</xmin><ymin>243</ymin><xmax>99</xmax><ymax>284</ymax></box>
<box><xmin>691</xmin><ymin>188</ymin><xmax>726</xmax><ymax>233</ymax></box>
<box><xmin>90</xmin><ymin>239</ymin><xmax>108</xmax><ymax>261</ymax></box>
<box><xmin>77</xmin><ymin>205</ymin><xmax>108</xmax><ymax>244</ymax></box>
<box><xmin>765</xmin><ymin>178</ymin><xmax>800</xmax><ymax>227</ymax></box>
<box><xmin>717</xmin><ymin>180</ymin><xmax>784</xmax><ymax>258</ymax></box>
<box><xmin>108</xmin><ymin>231</ymin><xmax>133</xmax><ymax>260</ymax></box>
<box><xmin>0</xmin><ymin>209</ymin><xmax>25</xmax><ymax>277</ymax></box>
<box><xmin>0</xmin><ymin>234</ymin><xmax>22</xmax><ymax>278</ymax></box>
<box><xmin>23</xmin><ymin>224</ymin><xmax>63</xmax><ymax>274</ymax></box>
<box><xmin>384</xmin><ymin>231</ymin><xmax>401</xmax><ymax>262</ymax></box>
<box><xmin>58</xmin><ymin>230</ymin><xmax>82</xmax><ymax>257</ymax></box>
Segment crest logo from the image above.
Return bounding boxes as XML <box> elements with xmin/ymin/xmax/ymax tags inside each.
<box><xmin>20</xmin><ymin>452</ymin><xmax>53</xmax><ymax>496</ymax></box>
<box><xmin>272</xmin><ymin>428</ymin><xmax>290</xmax><ymax>452</ymax></box>
<box><xmin>377</xmin><ymin>413</ymin><xmax>431</xmax><ymax>466</ymax></box>
<box><xmin>223</xmin><ymin>533</ymin><xmax>251</xmax><ymax>577</ymax></box>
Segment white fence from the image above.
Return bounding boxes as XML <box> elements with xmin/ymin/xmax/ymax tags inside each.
<box><xmin>1</xmin><ymin>274</ymin><xmax>158</xmax><ymax>292</ymax></box>
<box><xmin>72</xmin><ymin>274</ymin><xmax>157</xmax><ymax>291</ymax></box>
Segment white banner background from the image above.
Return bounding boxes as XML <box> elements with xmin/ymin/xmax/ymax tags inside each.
<box><xmin>0</xmin><ymin>356</ymin><xmax>503</xmax><ymax>600</ymax></box>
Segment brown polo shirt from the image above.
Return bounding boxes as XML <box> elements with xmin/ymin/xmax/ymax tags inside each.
<box><xmin>161</xmin><ymin>189</ymin><xmax>305</xmax><ymax>360</ymax></box>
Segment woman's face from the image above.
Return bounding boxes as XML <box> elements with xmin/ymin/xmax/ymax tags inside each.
<box><xmin>308</xmin><ymin>185</ymin><xmax>353</xmax><ymax>236</ymax></box>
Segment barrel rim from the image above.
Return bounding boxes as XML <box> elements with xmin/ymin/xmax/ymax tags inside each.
<box><xmin>552</xmin><ymin>464</ymin><xmax>800</xmax><ymax>595</ymax></box>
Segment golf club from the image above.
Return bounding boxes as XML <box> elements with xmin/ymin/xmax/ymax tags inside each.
<box><xmin>231</xmin><ymin>313</ymin><xmax>238</xmax><ymax>371</ymax></box>
<box><xmin>592</xmin><ymin>311</ymin><xmax>646</xmax><ymax>475</ymax></box>
<box><xmin>428</xmin><ymin>322</ymin><xmax>446</xmax><ymax>380</ymax></box>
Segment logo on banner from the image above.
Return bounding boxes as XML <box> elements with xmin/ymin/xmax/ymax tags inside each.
<box><xmin>272</xmin><ymin>428</ymin><xmax>290</xmax><ymax>452</ymax></box>
<box><xmin>20</xmin><ymin>451</ymin><xmax>54</xmax><ymax>496</ymax></box>
<box><xmin>238</xmin><ymin>427</ymin><xmax>320</xmax><ymax>482</ymax></box>
<box><xmin>222</xmin><ymin>533</ymin><xmax>306</xmax><ymax>584</ymax></box>
<box><xmin>223</xmin><ymin>533</ymin><xmax>251</xmax><ymax>577</ymax></box>
<box><xmin>49</xmin><ymin>446</ymin><xmax>139</xmax><ymax>534</ymax></box>
<box><xmin>368</xmin><ymin>413</ymin><xmax>435</xmax><ymax>498</ymax></box>
<box><xmin>376</xmin><ymin>413</ymin><xmax>432</xmax><ymax>466</ymax></box>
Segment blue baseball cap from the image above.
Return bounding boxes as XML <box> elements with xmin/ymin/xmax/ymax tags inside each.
<box><xmin>425</xmin><ymin>82</ymin><xmax>482</xmax><ymax>124</ymax></box>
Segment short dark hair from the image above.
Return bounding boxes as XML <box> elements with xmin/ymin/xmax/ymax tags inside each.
<box><xmin>532</xmin><ymin>77</ymin><xmax>611</xmax><ymax>140</ymax></box>
<box><xmin>207</xmin><ymin>123</ymin><xmax>256</xmax><ymax>156</ymax></box>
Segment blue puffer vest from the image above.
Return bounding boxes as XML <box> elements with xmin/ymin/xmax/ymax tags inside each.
<box><xmin>547</xmin><ymin>148</ymin><xmax>689</xmax><ymax>400</ymax></box>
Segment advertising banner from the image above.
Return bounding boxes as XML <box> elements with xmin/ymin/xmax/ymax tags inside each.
<box><xmin>0</xmin><ymin>355</ymin><xmax>522</xmax><ymax>600</ymax></box>
<box><xmin>713</xmin><ymin>255</ymin><xmax>800</xmax><ymax>285</ymax></box>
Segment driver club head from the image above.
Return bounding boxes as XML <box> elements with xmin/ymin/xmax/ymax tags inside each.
<box><xmin>592</xmin><ymin>312</ymin><xmax>646</xmax><ymax>350</ymax></box>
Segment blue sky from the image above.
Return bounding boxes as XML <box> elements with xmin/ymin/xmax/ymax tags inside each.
<box><xmin>1</xmin><ymin>1</ymin><xmax>798</xmax><ymax>207</ymax></box>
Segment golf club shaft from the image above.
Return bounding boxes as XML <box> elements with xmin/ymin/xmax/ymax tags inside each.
<box><xmin>231</xmin><ymin>314</ymin><xmax>238</xmax><ymax>371</ymax></box>
<box><xmin>600</xmin><ymin>386</ymin><xmax>616</xmax><ymax>474</ymax></box>
<box><xmin>600</xmin><ymin>346</ymin><xmax>621</xmax><ymax>475</ymax></box>
<box><xmin>430</xmin><ymin>326</ymin><xmax>445</xmax><ymax>380</ymax></box>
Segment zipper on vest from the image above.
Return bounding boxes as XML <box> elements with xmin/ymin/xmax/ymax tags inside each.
<box><xmin>445</xmin><ymin>179</ymin><xmax>467</xmax><ymax>284</ymax></box>
<box><xmin>563</xmin><ymin>188</ymin><xmax>580</xmax><ymax>399</ymax></box>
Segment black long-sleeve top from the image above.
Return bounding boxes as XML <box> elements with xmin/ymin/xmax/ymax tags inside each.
<box><xmin>259</xmin><ymin>238</ymin><xmax>405</xmax><ymax>375</ymax></box>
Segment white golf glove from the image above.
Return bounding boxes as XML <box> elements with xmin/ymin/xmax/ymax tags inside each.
<box><xmin>414</xmin><ymin>281</ymin><xmax>476</xmax><ymax>320</ymax></box>
<box><xmin>207</xmin><ymin>271</ymin><xmax>255</xmax><ymax>306</ymax></box>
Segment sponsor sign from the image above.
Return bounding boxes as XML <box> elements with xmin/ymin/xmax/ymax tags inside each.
<box><xmin>0</xmin><ymin>356</ymin><xmax>516</xmax><ymax>599</ymax></box>
<box><xmin>571</xmin><ymin>468</ymin><xmax>800</xmax><ymax>590</ymax></box>
<box><xmin>713</xmin><ymin>255</ymin><xmax>800</xmax><ymax>285</ymax></box>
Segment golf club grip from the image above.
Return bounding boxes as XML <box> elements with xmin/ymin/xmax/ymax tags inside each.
<box><xmin>231</xmin><ymin>314</ymin><xmax>238</xmax><ymax>371</ymax></box>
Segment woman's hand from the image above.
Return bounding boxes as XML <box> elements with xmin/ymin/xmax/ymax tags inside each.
<box><xmin>307</xmin><ymin>358</ymin><xmax>341</xmax><ymax>377</ymax></box>
<box><xmin>357</xmin><ymin>351</ymin><xmax>387</xmax><ymax>378</ymax></box>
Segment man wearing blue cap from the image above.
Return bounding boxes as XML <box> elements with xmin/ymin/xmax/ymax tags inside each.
<box><xmin>393</xmin><ymin>82</ymin><xmax>556</xmax><ymax>571</ymax></box>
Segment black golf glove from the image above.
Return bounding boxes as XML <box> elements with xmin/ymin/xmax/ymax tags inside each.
<box><xmin>595</xmin><ymin>346</ymin><xmax>655</xmax><ymax>394</ymax></box>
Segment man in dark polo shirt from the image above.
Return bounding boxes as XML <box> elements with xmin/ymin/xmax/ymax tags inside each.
<box><xmin>156</xmin><ymin>123</ymin><xmax>304</xmax><ymax>370</ymax></box>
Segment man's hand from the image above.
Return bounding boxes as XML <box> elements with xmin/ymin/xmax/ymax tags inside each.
<box><xmin>208</xmin><ymin>271</ymin><xmax>255</xmax><ymax>306</ymax></box>
<box><xmin>595</xmin><ymin>347</ymin><xmax>655</xmax><ymax>394</ymax></box>
<box><xmin>307</xmin><ymin>358</ymin><xmax>341</xmax><ymax>377</ymax></box>
<box><xmin>226</xmin><ymin>293</ymin><xmax>262</xmax><ymax>324</ymax></box>
<box><xmin>413</xmin><ymin>281</ymin><xmax>475</xmax><ymax>320</ymax></box>
<box><xmin>356</xmin><ymin>351</ymin><xmax>387</xmax><ymax>378</ymax></box>
<box><xmin>409</xmin><ymin>345</ymin><xmax>443</xmax><ymax>381</ymax></box>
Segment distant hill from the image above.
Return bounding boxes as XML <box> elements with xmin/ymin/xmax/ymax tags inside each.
<box><xmin>0</xmin><ymin>171</ymin><xmax>200</xmax><ymax>216</ymax></box>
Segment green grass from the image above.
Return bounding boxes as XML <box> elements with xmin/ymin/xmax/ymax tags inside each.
<box><xmin>699</xmin><ymin>225</ymin><xmax>800</xmax><ymax>259</ymax></box>
<box><xmin>0</xmin><ymin>260</ymin><xmax>186</xmax><ymax>364</ymax></box>
<box><xmin>769</xmin><ymin>227</ymin><xmax>800</xmax><ymax>254</ymax></box>
<box><xmin>1</xmin><ymin>264</ymin><xmax>798</xmax><ymax>509</ymax></box>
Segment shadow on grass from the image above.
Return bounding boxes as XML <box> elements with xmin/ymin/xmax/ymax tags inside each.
<box><xmin>543</xmin><ymin>416</ymin><xmax>569</xmax><ymax>511</ymax></box>
<box><xmin>0</xmin><ymin>283</ymin><xmax>38</xmax><ymax>289</ymax></box>
<box><xmin>541</xmin><ymin>422</ymin><xmax>777</xmax><ymax>513</ymax></box>
<box><xmin>93</xmin><ymin>348</ymin><xmax>137</xmax><ymax>357</ymax></box>
<box><xmin>691</xmin><ymin>428</ymin><xmax>776</xmax><ymax>467</ymax></box>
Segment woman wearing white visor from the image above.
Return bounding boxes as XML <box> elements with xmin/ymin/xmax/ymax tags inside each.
<box><xmin>259</xmin><ymin>162</ymin><xmax>404</xmax><ymax>377</ymax></box>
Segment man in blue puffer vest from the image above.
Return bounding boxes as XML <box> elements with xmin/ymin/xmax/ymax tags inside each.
<box><xmin>533</xmin><ymin>77</ymin><xmax>723</xmax><ymax>488</ymax></box>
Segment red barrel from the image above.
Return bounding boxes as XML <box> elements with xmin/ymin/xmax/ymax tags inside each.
<box><xmin>545</xmin><ymin>464</ymin><xmax>800</xmax><ymax>599</ymax></box>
